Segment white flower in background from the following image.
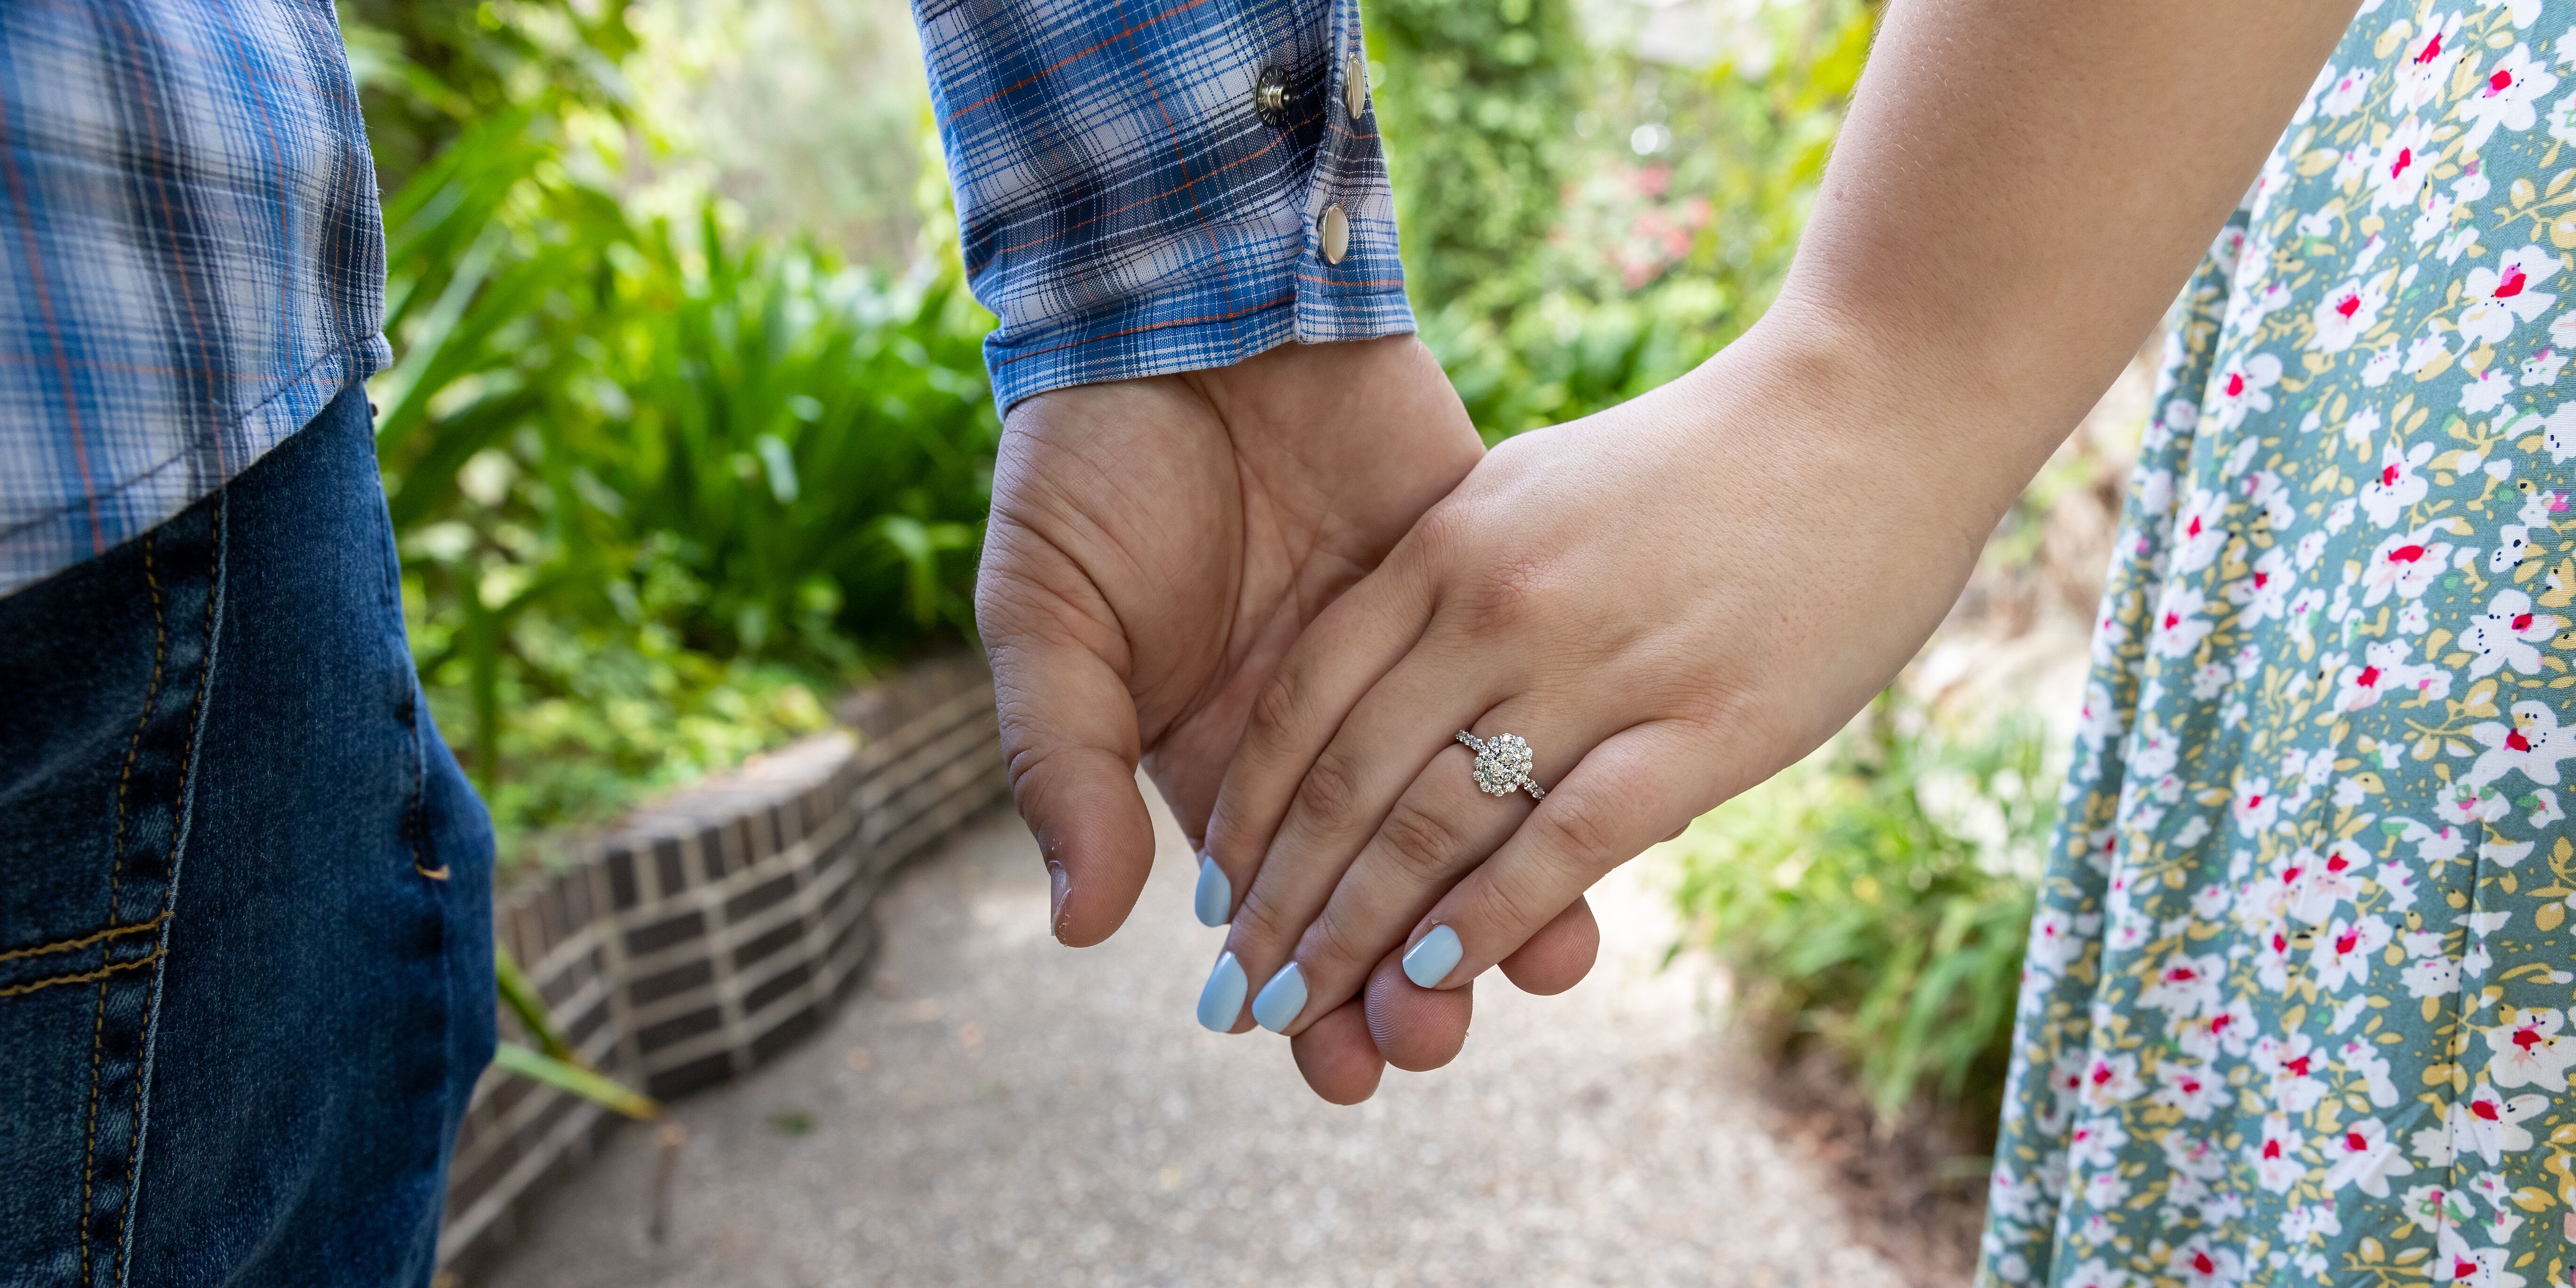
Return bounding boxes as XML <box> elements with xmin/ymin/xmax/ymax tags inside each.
<box><xmin>2361</xmin><ymin>441</ymin><xmax>2436</xmax><ymax>526</ymax></box>
<box><xmin>2360</xmin><ymin>529</ymin><xmax>2453</xmax><ymax>604</ymax></box>
<box><xmin>2209</xmin><ymin>353</ymin><xmax>2282</xmax><ymax>432</ymax></box>
<box><xmin>2458</xmin><ymin>244</ymin><xmax>2561</xmax><ymax>341</ymax></box>
<box><xmin>2466</xmin><ymin>702</ymin><xmax>2576</xmax><ymax>787</ymax></box>
<box><xmin>2462</xmin><ymin>589</ymin><xmax>2561</xmax><ymax>676</ymax></box>
<box><xmin>2462</xmin><ymin>46</ymin><xmax>2561</xmax><ymax>149</ymax></box>
<box><xmin>2325</xmin><ymin>1117</ymin><xmax>2416</xmax><ymax>1196</ymax></box>
<box><xmin>2313</xmin><ymin>276</ymin><xmax>2388</xmax><ymax>351</ymax></box>
<box><xmin>2486</xmin><ymin>1008</ymin><xmax>2576</xmax><ymax>1091</ymax></box>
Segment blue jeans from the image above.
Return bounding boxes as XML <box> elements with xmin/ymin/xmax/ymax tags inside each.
<box><xmin>0</xmin><ymin>385</ymin><xmax>495</xmax><ymax>1287</ymax></box>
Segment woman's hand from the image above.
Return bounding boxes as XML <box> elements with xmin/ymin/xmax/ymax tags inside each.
<box><xmin>1193</xmin><ymin>310</ymin><xmax>2043</xmax><ymax>1038</ymax></box>
<box><xmin>977</xmin><ymin>334</ymin><xmax>1601</xmax><ymax>1100</ymax></box>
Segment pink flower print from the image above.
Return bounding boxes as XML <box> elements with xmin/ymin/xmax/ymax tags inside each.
<box><xmin>2170</xmin><ymin>487</ymin><xmax>2230</xmax><ymax>572</ymax></box>
<box><xmin>2435</xmin><ymin>1231</ymin><xmax>2526</xmax><ymax>1288</ymax></box>
<box><xmin>2485</xmin><ymin>1009</ymin><xmax>2575</xmax><ymax>1092</ymax></box>
<box><xmin>2180</xmin><ymin>997</ymin><xmax>2258</xmax><ymax>1061</ymax></box>
<box><xmin>2336</xmin><ymin>640</ymin><xmax>2446</xmax><ymax>712</ymax></box>
<box><xmin>2516</xmin><ymin>483</ymin><xmax>2569</xmax><ymax>525</ymax></box>
<box><xmin>2360</xmin><ymin>442</ymin><xmax>2435</xmax><ymax>527</ymax></box>
<box><xmin>2461</xmin><ymin>590</ymin><xmax>2561</xmax><ymax>677</ymax></box>
<box><xmin>2521</xmin><ymin>347</ymin><xmax>2566</xmax><ymax>385</ymax></box>
<box><xmin>2466</xmin><ymin>702</ymin><xmax>2576</xmax><ymax>788</ymax></box>
<box><xmin>2462</xmin><ymin>45</ymin><xmax>2560</xmax><ymax>151</ymax></box>
<box><xmin>2360</xmin><ymin>528</ymin><xmax>2453</xmax><ymax>605</ymax></box>
<box><xmin>2066</xmin><ymin>1114</ymin><xmax>2129</xmax><ymax>1170</ymax></box>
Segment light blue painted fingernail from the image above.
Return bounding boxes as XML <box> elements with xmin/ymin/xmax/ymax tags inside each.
<box><xmin>1402</xmin><ymin>925</ymin><xmax>1462</xmax><ymax>989</ymax></box>
<box><xmin>1197</xmin><ymin>951</ymin><xmax>1248</xmax><ymax>1031</ymax></box>
<box><xmin>1251</xmin><ymin>962</ymin><xmax>1307</xmax><ymax>1033</ymax></box>
<box><xmin>1193</xmin><ymin>854</ymin><xmax>1231</xmax><ymax>927</ymax></box>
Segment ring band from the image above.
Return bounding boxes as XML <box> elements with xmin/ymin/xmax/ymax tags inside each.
<box><xmin>1457</xmin><ymin>730</ymin><xmax>1547</xmax><ymax>800</ymax></box>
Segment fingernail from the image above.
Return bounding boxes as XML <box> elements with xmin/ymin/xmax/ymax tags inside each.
<box><xmin>1046</xmin><ymin>861</ymin><xmax>1070</xmax><ymax>942</ymax></box>
<box><xmin>1193</xmin><ymin>854</ymin><xmax>1231</xmax><ymax>927</ymax></box>
<box><xmin>1251</xmin><ymin>962</ymin><xmax>1307</xmax><ymax>1033</ymax></box>
<box><xmin>1402</xmin><ymin>925</ymin><xmax>1462</xmax><ymax>988</ymax></box>
<box><xmin>1196</xmin><ymin>951</ymin><xmax>1248</xmax><ymax>1032</ymax></box>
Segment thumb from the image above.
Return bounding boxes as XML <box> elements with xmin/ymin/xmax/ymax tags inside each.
<box><xmin>984</xmin><ymin>618</ymin><xmax>1157</xmax><ymax>949</ymax></box>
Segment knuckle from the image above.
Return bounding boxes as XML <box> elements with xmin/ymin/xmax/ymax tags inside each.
<box><xmin>1373</xmin><ymin>799</ymin><xmax>1470</xmax><ymax>886</ymax></box>
<box><xmin>1300</xmin><ymin>902</ymin><xmax>1376</xmax><ymax>977</ymax></box>
<box><xmin>1227</xmin><ymin>884</ymin><xmax>1303</xmax><ymax>953</ymax></box>
<box><xmin>1449</xmin><ymin>554</ymin><xmax>1554</xmax><ymax>638</ymax></box>
<box><xmin>1290</xmin><ymin>749</ymin><xmax>1365</xmax><ymax>835</ymax></box>
<box><xmin>1531</xmin><ymin>789</ymin><xmax>1627</xmax><ymax>871</ymax></box>
<box><xmin>1248</xmin><ymin>667</ymin><xmax>1305</xmax><ymax>744</ymax></box>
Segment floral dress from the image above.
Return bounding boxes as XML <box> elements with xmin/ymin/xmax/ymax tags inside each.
<box><xmin>1981</xmin><ymin>4</ymin><xmax>2576</xmax><ymax>1286</ymax></box>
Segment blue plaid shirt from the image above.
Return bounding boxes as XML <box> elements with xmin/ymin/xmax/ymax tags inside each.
<box><xmin>0</xmin><ymin>0</ymin><xmax>386</xmax><ymax>597</ymax></box>
<box><xmin>917</xmin><ymin>0</ymin><xmax>1414</xmax><ymax>411</ymax></box>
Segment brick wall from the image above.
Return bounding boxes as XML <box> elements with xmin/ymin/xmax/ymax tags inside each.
<box><xmin>435</xmin><ymin>652</ymin><xmax>1007</xmax><ymax>1275</ymax></box>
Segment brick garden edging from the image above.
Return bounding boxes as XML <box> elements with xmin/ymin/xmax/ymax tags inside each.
<box><xmin>435</xmin><ymin>652</ymin><xmax>1008</xmax><ymax>1276</ymax></box>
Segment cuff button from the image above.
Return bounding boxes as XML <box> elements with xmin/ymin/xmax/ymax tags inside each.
<box><xmin>1320</xmin><ymin>203</ymin><xmax>1350</xmax><ymax>265</ymax></box>
<box><xmin>1253</xmin><ymin>65</ymin><xmax>1294</xmax><ymax>128</ymax></box>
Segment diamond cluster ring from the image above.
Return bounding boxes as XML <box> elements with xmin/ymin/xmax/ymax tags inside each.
<box><xmin>1457</xmin><ymin>731</ymin><xmax>1546</xmax><ymax>800</ymax></box>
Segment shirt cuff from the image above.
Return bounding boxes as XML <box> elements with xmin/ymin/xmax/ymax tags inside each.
<box><xmin>916</xmin><ymin>0</ymin><xmax>1414</xmax><ymax>413</ymax></box>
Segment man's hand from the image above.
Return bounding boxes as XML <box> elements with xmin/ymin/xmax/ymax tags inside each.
<box><xmin>977</xmin><ymin>335</ymin><xmax>1600</xmax><ymax>1101</ymax></box>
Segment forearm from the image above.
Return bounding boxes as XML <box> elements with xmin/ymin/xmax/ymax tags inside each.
<box><xmin>1753</xmin><ymin>0</ymin><xmax>2358</xmax><ymax>509</ymax></box>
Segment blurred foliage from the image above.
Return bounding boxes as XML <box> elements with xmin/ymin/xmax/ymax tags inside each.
<box><xmin>347</xmin><ymin>1</ymin><xmax>997</xmax><ymax>853</ymax></box>
<box><xmin>1668</xmin><ymin>696</ymin><xmax>2055</xmax><ymax>1134</ymax></box>
<box><xmin>339</xmin><ymin>0</ymin><xmax>639</xmax><ymax>190</ymax></box>
<box><xmin>1377</xmin><ymin>0</ymin><xmax>1876</xmax><ymax>435</ymax></box>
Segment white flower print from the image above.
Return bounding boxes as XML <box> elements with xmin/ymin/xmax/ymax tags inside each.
<box><xmin>2170</xmin><ymin>487</ymin><xmax>2231</xmax><ymax>572</ymax></box>
<box><xmin>2525</xmin><ymin>787</ymin><xmax>2563</xmax><ymax>827</ymax></box>
<box><xmin>2363</xmin><ymin>344</ymin><xmax>2403</xmax><ymax>385</ymax></box>
<box><xmin>2320</xmin><ymin>63</ymin><xmax>2376</xmax><ymax>116</ymax></box>
<box><xmin>2254</xmin><ymin>1033</ymin><xmax>2331</xmax><ymax>1111</ymax></box>
<box><xmin>2360</xmin><ymin>441</ymin><xmax>2435</xmax><ymax>526</ymax></box>
<box><xmin>2406</xmin><ymin>332</ymin><xmax>2455</xmax><ymax>377</ymax></box>
<box><xmin>2465</xmin><ymin>701</ymin><xmax>2576</xmax><ymax>787</ymax></box>
<box><xmin>2076</xmin><ymin>1052</ymin><xmax>2142</xmax><ymax>1111</ymax></box>
<box><xmin>2222</xmin><ymin>547</ymin><xmax>2296</xmax><ymax>621</ymax></box>
<box><xmin>2520</xmin><ymin>346</ymin><xmax>2566</xmax><ymax>384</ymax></box>
<box><xmin>2246</xmin><ymin>1113</ymin><xmax>2307</xmax><ymax>1194</ymax></box>
<box><xmin>2177</xmin><ymin>997</ymin><xmax>2256</xmax><ymax>1060</ymax></box>
<box><xmin>2360</xmin><ymin>528</ymin><xmax>2454</xmax><ymax>604</ymax></box>
<box><xmin>2313</xmin><ymin>914</ymin><xmax>2394</xmax><ymax>990</ymax></box>
<box><xmin>2140</xmin><ymin>950</ymin><xmax>2225</xmax><ymax>1020</ymax></box>
<box><xmin>2312</xmin><ymin>276</ymin><xmax>2389</xmax><ymax>351</ymax></box>
<box><xmin>2452</xmin><ymin>1080</ymin><xmax>2548</xmax><ymax>1165</ymax></box>
<box><xmin>2401</xmin><ymin>1182</ymin><xmax>2479</xmax><ymax>1235</ymax></box>
<box><xmin>2461</xmin><ymin>590</ymin><xmax>2563</xmax><ymax>676</ymax></box>
<box><xmin>2459</xmin><ymin>244</ymin><xmax>2563</xmax><ymax>342</ymax></box>
<box><xmin>2325</xmin><ymin>1116</ymin><xmax>2416</xmax><ymax>1196</ymax></box>
<box><xmin>2168</xmin><ymin>1237</ymin><xmax>2245</xmax><ymax>1288</ymax></box>
<box><xmin>2061</xmin><ymin>1258</ymin><xmax>2133</xmax><ymax>1288</ymax></box>
<box><xmin>2151</xmin><ymin>582</ymin><xmax>2215</xmax><ymax>659</ymax></box>
<box><xmin>2151</xmin><ymin>1059</ymin><xmax>2229</xmax><ymax>1120</ymax></box>
<box><xmin>2485</xmin><ymin>1008</ymin><xmax>2576</xmax><ymax>1091</ymax></box>
<box><xmin>2462</xmin><ymin>46</ymin><xmax>2562</xmax><ymax>150</ymax></box>
<box><xmin>2519</xmin><ymin>482</ymin><xmax>2569</xmax><ymax>524</ymax></box>
<box><xmin>2405</xmin><ymin>952</ymin><xmax>2465</xmax><ymax>998</ymax></box>
<box><xmin>2462</xmin><ymin>366</ymin><xmax>2515</xmax><ymax>413</ymax></box>
<box><xmin>2398</xmin><ymin>13</ymin><xmax>2466</xmax><ymax>105</ymax></box>
<box><xmin>2436</xmin><ymin>1229</ymin><xmax>2529</xmax><ymax>1288</ymax></box>
<box><xmin>2230</xmin><ymin>775</ymin><xmax>2278</xmax><ymax>836</ymax></box>
<box><xmin>2336</xmin><ymin>639</ymin><xmax>2449</xmax><ymax>712</ymax></box>
<box><xmin>2338</xmin><ymin>1036</ymin><xmax>2402</xmax><ymax>1105</ymax></box>
<box><xmin>2208</xmin><ymin>352</ymin><xmax>2280</xmax><ymax>433</ymax></box>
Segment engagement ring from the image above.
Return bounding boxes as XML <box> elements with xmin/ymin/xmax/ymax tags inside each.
<box><xmin>1457</xmin><ymin>731</ymin><xmax>1546</xmax><ymax>800</ymax></box>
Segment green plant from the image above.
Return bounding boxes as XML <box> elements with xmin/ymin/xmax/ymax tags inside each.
<box><xmin>1669</xmin><ymin>694</ymin><xmax>2055</xmax><ymax>1131</ymax></box>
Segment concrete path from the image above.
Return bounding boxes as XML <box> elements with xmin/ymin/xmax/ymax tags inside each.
<box><xmin>478</xmin><ymin>787</ymin><xmax>1911</xmax><ymax>1288</ymax></box>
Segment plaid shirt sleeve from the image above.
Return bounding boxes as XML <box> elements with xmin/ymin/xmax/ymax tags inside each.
<box><xmin>914</xmin><ymin>0</ymin><xmax>1414</xmax><ymax>411</ymax></box>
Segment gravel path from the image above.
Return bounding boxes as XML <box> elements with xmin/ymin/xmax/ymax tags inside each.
<box><xmin>476</xmin><ymin>787</ymin><xmax>1910</xmax><ymax>1288</ymax></box>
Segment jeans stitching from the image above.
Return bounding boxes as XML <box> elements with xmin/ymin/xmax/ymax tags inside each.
<box><xmin>0</xmin><ymin>953</ymin><xmax>163</xmax><ymax>1000</ymax></box>
<box><xmin>0</xmin><ymin>912</ymin><xmax>169</xmax><ymax>966</ymax></box>
<box><xmin>80</xmin><ymin>529</ymin><xmax>164</xmax><ymax>1286</ymax></box>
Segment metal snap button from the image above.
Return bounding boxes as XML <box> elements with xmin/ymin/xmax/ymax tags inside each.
<box><xmin>1253</xmin><ymin>65</ymin><xmax>1293</xmax><ymax>128</ymax></box>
